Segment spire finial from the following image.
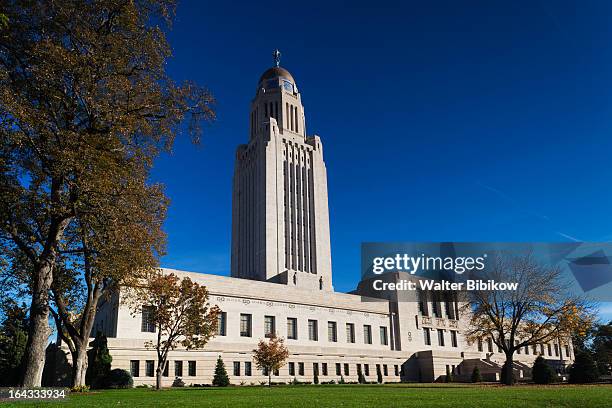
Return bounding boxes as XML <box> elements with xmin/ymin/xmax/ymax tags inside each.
<box><xmin>273</xmin><ymin>49</ymin><xmax>281</xmax><ymax>67</ymax></box>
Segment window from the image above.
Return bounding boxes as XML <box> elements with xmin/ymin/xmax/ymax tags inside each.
<box><xmin>288</xmin><ymin>362</ymin><xmax>295</xmax><ymax>376</ymax></box>
<box><xmin>346</xmin><ymin>323</ymin><xmax>355</xmax><ymax>343</ymax></box>
<box><xmin>240</xmin><ymin>314</ymin><xmax>252</xmax><ymax>337</ymax></box>
<box><xmin>364</xmin><ymin>325</ymin><xmax>372</xmax><ymax>344</ymax></box>
<box><xmin>516</xmin><ymin>341</ymin><xmax>521</xmax><ymax>354</ymax></box>
<box><xmin>175</xmin><ymin>361</ymin><xmax>183</xmax><ymax>377</ymax></box>
<box><xmin>432</xmin><ymin>300</ymin><xmax>441</xmax><ymax>318</ymax></box>
<box><xmin>265</xmin><ymin>315</ymin><xmax>276</xmax><ymax>338</ymax></box>
<box><xmin>383</xmin><ymin>364</ymin><xmax>388</xmax><ymax>376</ymax></box>
<box><xmin>245</xmin><ymin>362</ymin><xmax>252</xmax><ymax>376</ymax></box>
<box><xmin>322</xmin><ymin>363</ymin><xmax>328</xmax><ymax>376</ymax></box>
<box><xmin>141</xmin><ymin>306</ymin><xmax>155</xmax><ymax>333</ymax></box>
<box><xmin>477</xmin><ymin>338</ymin><xmax>483</xmax><ymax>352</ymax></box>
<box><xmin>274</xmin><ymin>368</ymin><xmax>279</xmax><ymax>376</ymax></box>
<box><xmin>216</xmin><ymin>312</ymin><xmax>227</xmax><ymax>336</ymax></box>
<box><xmin>380</xmin><ymin>326</ymin><xmax>388</xmax><ymax>345</ymax></box>
<box><xmin>145</xmin><ymin>360</ymin><xmax>154</xmax><ymax>377</ymax></box>
<box><xmin>437</xmin><ymin>329</ymin><xmax>445</xmax><ymax>347</ymax></box>
<box><xmin>554</xmin><ymin>344</ymin><xmax>559</xmax><ymax>356</ymax></box>
<box><xmin>308</xmin><ymin>320</ymin><xmax>318</xmax><ymax>341</ymax></box>
<box><xmin>263</xmin><ymin>367</ymin><xmax>269</xmax><ymax>376</ymax></box>
<box><xmin>357</xmin><ymin>364</ymin><xmax>362</xmax><ymax>375</ymax></box>
<box><xmin>487</xmin><ymin>338</ymin><xmax>494</xmax><ymax>353</ymax></box>
<box><xmin>130</xmin><ymin>360</ymin><xmax>140</xmax><ymax>377</ymax></box>
<box><xmin>335</xmin><ymin>363</ymin><xmax>341</xmax><ymax>376</ymax></box>
<box><xmin>328</xmin><ymin>321</ymin><xmax>337</xmax><ymax>342</ymax></box>
<box><xmin>547</xmin><ymin>343</ymin><xmax>552</xmax><ymax>356</ymax></box>
<box><xmin>287</xmin><ymin>318</ymin><xmax>298</xmax><ymax>340</ymax></box>
<box><xmin>423</xmin><ymin>328</ymin><xmax>431</xmax><ymax>345</ymax></box>
<box><xmin>313</xmin><ymin>363</ymin><xmax>319</xmax><ymax>377</ymax></box>
<box><xmin>298</xmin><ymin>362</ymin><xmax>304</xmax><ymax>376</ymax></box>
<box><xmin>533</xmin><ymin>344</ymin><xmax>538</xmax><ymax>355</ymax></box>
<box><xmin>564</xmin><ymin>345</ymin><xmax>570</xmax><ymax>357</ymax></box>
<box><xmin>364</xmin><ymin>364</ymin><xmax>370</xmax><ymax>376</ymax></box>
<box><xmin>450</xmin><ymin>330</ymin><xmax>458</xmax><ymax>347</ymax></box>
<box><xmin>394</xmin><ymin>365</ymin><xmax>399</xmax><ymax>376</ymax></box>
<box><xmin>233</xmin><ymin>361</ymin><xmax>240</xmax><ymax>376</ymax></box>
<box><xmin>376</xmin><ymin>364</ymin><xmax>381</xmax><ymax>378</ymax></box>
<box><xmin>344</xmin><ymin>363</ymin><xmax>349</xmax><ymax>376</ymax></box>
<box><xmin>188</xmin><ymin>361</ymin><xmax>196</xmax><ymax>376</ymax></box>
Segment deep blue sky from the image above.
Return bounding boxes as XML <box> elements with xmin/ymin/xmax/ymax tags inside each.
<box><xmin>151</xmin><ymin>0</ymin><xmax>612</xmax><ymax>318</ymax></box>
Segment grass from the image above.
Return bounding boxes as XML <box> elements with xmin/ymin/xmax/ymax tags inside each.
<box><xmin>4</xmin><ymin>383</ymin><xmax>612</xmax><ymax>407</ymax></box>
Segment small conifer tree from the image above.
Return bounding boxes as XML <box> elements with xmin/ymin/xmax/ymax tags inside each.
<box><xmin>212</xmin><ymin>356</ymin><xmax>230</xmax><ymax>387</ymax></box>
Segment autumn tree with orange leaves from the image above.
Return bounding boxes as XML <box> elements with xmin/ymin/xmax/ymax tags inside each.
<box><xmin>253</xmin><ymin>334</ymin><xmax>289</xmax><ymax>386</ymax></box>
<box><xmin>129</xmin><ymin>272</ymin><xmax>220</xmax><ymax>389</ymax></box>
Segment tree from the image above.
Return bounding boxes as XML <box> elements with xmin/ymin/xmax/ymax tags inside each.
<box><xmin>129</xmin><ymin>272</ymin><xmax>219</xmax><ymax>389</ymax></box>
<box><xmin>0</xmin><ymin>0</ymin><xmax>214</xmax><ymax>387</ymax></box>
<box><xmin>85</xmin><ymin>332</ymin><xmax>112</xmax><ymax>389</ymax></box>
<box><xmin>463</xmin><ymin>252</ymin><xmax>594</xmax><ymax>385</ymax></box>
<box><xmin>532</xmin><ymin>356</ymin><xmax>556</xmax><ymax>384</ymax></box>
<box><xmin>592</xmin><ymin>321</ymin><xmax>611</xmax><ymax>376</ymax></box>
<box><xmin>0</xmin><ymin>300</ymin><xmax>28</xmax><ymax>385</ymax></box>
<box><xmin>212</xmin><ymin>356</ymin><xmax>229</xmax><ymax>387</ymax></box>
<box><xmin>569</xmin><ymin>351</ymin><xmax>599</xmax><ymax>383</ymax></box>
<box><xmin>376</xmin><ymin>366</ymin><xmax>383</xmax><ymax>384</ymax></box>
<box><xmin>252</xmin><ymin>334</ymin><xmax>289</xmax><ymax>387</ymax></box>
<box><xmin>471</xmin><ymin>366</ymin><xmax>482</xmax><ymax>383</ymax></box>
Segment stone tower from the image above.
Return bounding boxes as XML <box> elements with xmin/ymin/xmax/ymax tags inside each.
<box><xmin>231</xmin><ymin>50</ymin><xmax>333</xmax><ymax>291</ymax></box>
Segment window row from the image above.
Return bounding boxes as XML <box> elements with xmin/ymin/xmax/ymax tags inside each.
<box><xmin>130</xmin><ymin>360</ymin><xmax>196</xmax><ymax>378</ymax></box>
<box><xmin>232</xmin><ymin>361</ymin><xmax>400</xmax><ymax>378</ymax></box>
<box><xmin>476</xmin><ymin>337</ymin><xmax>571</xmax><ymax>358</ymax></box>
<box><xmin>216</xmin><ymin>312</ymin><xmax>389</xmax><ymax>346</ymax></box>
<box><xmin>423</xmin><ymin>328</ymin><xmax>458</xmax><ymax>347</ymax></box>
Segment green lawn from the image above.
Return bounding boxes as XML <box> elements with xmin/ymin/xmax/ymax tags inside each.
<box><xmin>4</xmin><ymin>383</ymin><xmax>612</xmax><ymax>408</ymax></box>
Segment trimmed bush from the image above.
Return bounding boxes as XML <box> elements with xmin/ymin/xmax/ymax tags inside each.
<box><xmin>471</xmin><ymin>367</ymin><xmax>482</xmax><ymax>383</ymax></box>
<box><xmin>105</xmin><ymin>369</ymin><xmax>133</xmax><ymax>389</ymax></box>
<box><xmin>569</xmin><ymin>351</ymin><xmax>599</xmax><ymax>384</ymax></box>
<box><xmin>358</xmin><ymin>371</ymin><xmax>366</xmax><ymax>384</ymax></box>
<box><xmin>445</xmin><ymin>366</ymin><xmax>453</xmax><ymax>383</ymax></box>
<box><xmin>172</xmin><ymin>377</ymin><xmax>185</xmax><ymax>387</ymax></box>
<box><xmin>212</xmin><ymin>356</ymin><xmax>230</xmax><ymax>387</ymax></box>
<box><xmin>532</xmin><ymin>356</ymin><xmax>556</xmax><ymax>384</ymax></box>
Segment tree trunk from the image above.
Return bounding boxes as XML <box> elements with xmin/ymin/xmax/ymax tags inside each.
<box><xmin>268</xmin><ymin>372</ymin><xmax>271</xmax><ymax>387</ymax></box>
<box><xmin>71</xmin><ymin>341</ymin><xmax>89</xmax><ymax>388</ymax></box>
<box><xmin>156</xmin><ymin>365</ymin><xmax>163</xmax><ymax>390</ymax></box>
<box><xmin>21</xmin><ymin>262</ymin><xmax>54</xmax><ymax>387</ymax></box>
<box><xmin>503</xmin><ymin>353</ymin><xmax>514</xmax><ymax>385</ymax></box>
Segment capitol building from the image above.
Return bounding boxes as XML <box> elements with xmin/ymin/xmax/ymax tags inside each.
<box><xmin>89</xmin><ymin>53</ymin><xmax>574</xmax><ymax>386</ymax></box>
